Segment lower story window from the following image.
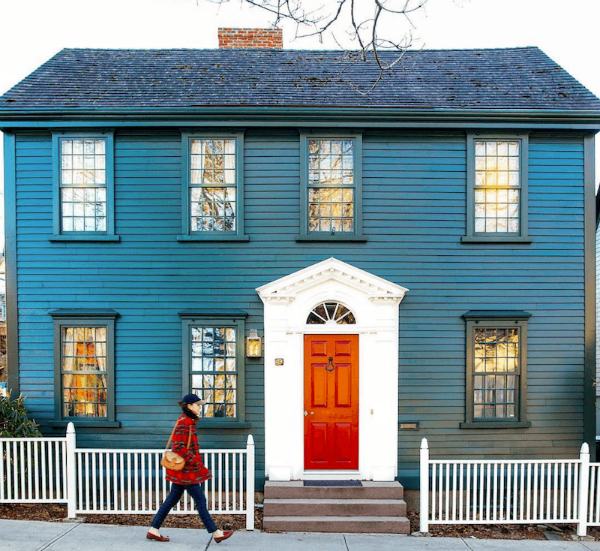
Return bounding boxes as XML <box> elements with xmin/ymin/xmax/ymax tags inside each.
<box><xmin>191</xmin><ymin>326</ymin><xmax>238</xmax><ymax>418</ymax></box>
<box><xmin>180</xmin><ymin>311</ymin><xmax>247</xmax><ymax>423</ymax></box>
<box><xmin>462</xmin><ymin>310</ymin><xmax>531</xmax><ymax>427</ymax></box>
<box><xmin>61</xmin><ymin>326</ymin><xmax>107</xmax><ymax>417</ymax></box>
<box><xmin>50</xmin><ymin>309</ymin><xmax>118</xmax><ymax>423</ymax></box>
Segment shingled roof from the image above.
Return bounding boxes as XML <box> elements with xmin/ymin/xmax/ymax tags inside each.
<box><xmin>1</xmin><ymin>46</ymin><xmax>599</xmax><ymax>112</ymax></box>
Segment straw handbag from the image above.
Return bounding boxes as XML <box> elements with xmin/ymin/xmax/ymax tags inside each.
<box><xmin>161</xmin><ymin>421</ymin><xmax>192</xmax><ymax>471</ymax></box>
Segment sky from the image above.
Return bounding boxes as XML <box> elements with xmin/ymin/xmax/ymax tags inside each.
<box><xmin>0</xmin><ymin>0</ymin><xmax>599</xmax><ymax>246</ymax></box>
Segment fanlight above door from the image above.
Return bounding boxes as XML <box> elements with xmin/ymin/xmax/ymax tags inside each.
<box><xmin>306</xmin><ymin>302</ymin><xmax>356</xmax><ymax>325</ymax></box>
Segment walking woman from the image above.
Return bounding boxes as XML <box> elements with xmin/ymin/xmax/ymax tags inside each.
<box><xmin>147</xmin><ymin>394</ymin><xmax>234</xmax><ymax>543</ymax></box>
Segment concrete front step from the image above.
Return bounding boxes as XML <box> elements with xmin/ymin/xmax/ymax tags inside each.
<box><xmin>263</xmin><ymin>515</ymin><xmax>411</xmax><ymax>534</ymax></box>
<box><xmin>263</xmin><ymin>481</ymin><xmax>403</xmax><ymax>500</ymax></box>
<box><xmin>264</xmin><ymin>498</ymin><xmax>407</xmax><ymax>517</ymax></box>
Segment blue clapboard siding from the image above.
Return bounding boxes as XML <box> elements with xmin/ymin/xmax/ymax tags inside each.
<box><xmin>13</xmin><ymin>129</ymin><xmax>585</xmax><ymax>487</ymax></box>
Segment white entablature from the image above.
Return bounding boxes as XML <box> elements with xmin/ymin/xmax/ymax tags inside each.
<box><xmin>256</xmin><ymin>257</ymin><xmax>409</xmax><ymax>304</ymax></box>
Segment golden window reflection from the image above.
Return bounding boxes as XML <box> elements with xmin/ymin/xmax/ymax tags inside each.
<box><xmin>474</xmin><ymin>140</ymin><xmax>520</xmax><ymax>234</ymax></box>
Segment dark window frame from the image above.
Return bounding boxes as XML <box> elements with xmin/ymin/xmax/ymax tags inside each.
<box><xmin>50</xmin><ymin>131</ymin><xmax>119</xmax><ymax>243</ymax></box>
<box><xmin>50</xmin><ymin>309</ymin><xmax>119</xmax><ymax>427</ymax></box>
<box><xmin>463</xmin><ymin>133</ymin><xmax>532</xmax><ymax>244</ymax></box>
<box><xmin>178</xmin><ymin>132</ymin><xmax>248</xmax><ymax>242</ymax></box>
<box><xmin>297</xmin><ymin>132</ymin><xmax>365</xmax><ymax>242</ymax></box>
<box><xmin>461</xmin><ymin>310</ymin><xmax>532</xmax><ymax>429</ymax></box>
<box><xmin>179</xmin><ymin>310</ymin><xmax>248</xmax><ymax>426</ymax></box>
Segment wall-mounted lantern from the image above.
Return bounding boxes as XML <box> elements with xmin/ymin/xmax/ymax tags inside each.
<box><xmin>246</xmin><ymin>329</ymin><xmax>262</xmax><ymax>358</ymax></box>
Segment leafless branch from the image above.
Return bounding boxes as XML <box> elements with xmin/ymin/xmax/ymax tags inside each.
<box><xmin>205</xmin><ymin>0</ymin><xmax>432</xmax><ymax>93</ymax></box>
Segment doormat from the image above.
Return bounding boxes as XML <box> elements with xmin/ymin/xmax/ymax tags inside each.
<box><xmin>303</xmin><ymin>480</ymin><xmax>362</xmax><ymax>487</ymax></box>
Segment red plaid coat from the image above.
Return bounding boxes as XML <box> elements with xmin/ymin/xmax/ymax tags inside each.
<box><xmin>166</xmin><ymin>414</ymin><xmax>212</xmax><ymax>485</ymax></box>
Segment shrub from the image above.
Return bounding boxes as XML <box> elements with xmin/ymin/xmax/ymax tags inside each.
<box><xmin>0</xmin><ymin>394</ymin><xmax>41</xmax><ymax>437</ymax></box>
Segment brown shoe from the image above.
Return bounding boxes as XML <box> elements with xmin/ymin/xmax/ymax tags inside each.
<box><xmin>213</xmin><ymin>530</ymin><xmax>234</xmax><ymax>543</ymax></box>
<box><xmin>146</xmin><ymin>531</ymin><xmax>170</xmax><ymax>542</ymax></box>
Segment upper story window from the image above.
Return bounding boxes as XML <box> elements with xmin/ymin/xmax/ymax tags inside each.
<box><xmin>61</xmin><ymin>139</ymin><xmax>107</xmax><ymax>232</ymax></box>
<box><xmin>51</xmin><ymin>132</ymin><xmax>118</xmax><ymax>242</ymax></box>
<box><xmin>179</xmin><ymin>133</ymin><xmax>247</xmax><ymax>242</ymax></box>
<box><xmin>464</xmin><ymin>134</ymin><xmax>531</xmax><ymax>244</ymax></box>
<box><xmin>299</xmin><ymin>134</ymin><xmax>364</xmax><ymax>242</ymax></box>
<box><xmin>461</xmin><ymin>310</ymin><xmax>531</xmax><ymax>429</ymax></box>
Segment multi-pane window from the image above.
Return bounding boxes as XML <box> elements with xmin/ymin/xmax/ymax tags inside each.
<box><xmin>463</xmin><ymin>312</ymin><xmax>530</xmax><ymax>427</ymax></box>
<box><xmin>60</xmin><ymin>139</ymin><xmax>107</xmax><ymax>232</ymax></box>
<box><xmin>51</xmin><ymin>310</ymin><xmax>117</xmax><ymax>424</ymax></box>
<box><xmin>473</xmin><ymin>327</ymin><xmax>519</xmax><ymax>420</ymax></box>
<box><xmin>307</xmin><ymin>302</ymin><xmax>356</xmax><ymax>325</ymax></box>
<box><xmin>474</xmin><ymin>140</ymin><xmax>520</xmax><ymax>234</ymax></box>
<box><xmin>61</xmin><ymin>326</ymin><xmax>108</xmax><ymax>418</ymax></box>
<box><xmin>190</xmin><ymin>326</ymin><xmax>238</xmax><ymax>419</ymax></box>
<box><xmin>307</xmin><ymin>139</ymin><xmax>355</xmax><ymax>233</ymax></box>
<box><xmin>189</xmin><ymin>138</ymin><xmax>237</xmax><ymax>232</ymax></box>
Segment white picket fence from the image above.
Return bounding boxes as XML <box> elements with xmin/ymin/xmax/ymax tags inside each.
<box><xmin>0</xmin><ymin>423</ymin><xmax>255</xmax><ymax>530</ymax></box>
<box><xmin>420</xmin><ymin>438</ymin><xmax>600</xmax><ymax>536</ymax></box>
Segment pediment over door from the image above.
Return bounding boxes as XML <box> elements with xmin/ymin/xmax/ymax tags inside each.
<box><xmin>256</xmin><ymin>257</ymin><xmax>408</xmax><ymax>304</ymax></box>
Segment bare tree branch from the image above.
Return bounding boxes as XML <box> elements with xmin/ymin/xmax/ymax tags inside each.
<box><xmin>205</xmin><ymin>0</ymin><xmax>433</xmax><ymax>93</ymax></box>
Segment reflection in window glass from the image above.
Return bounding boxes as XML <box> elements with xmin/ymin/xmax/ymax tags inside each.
<box><xmin>190</xmin><ymin>139</ymin><xmax>237</xmax><ymax>232</ymax></box>
<box><xmin>474</xmin><ymin>140</ymin><xmax>520</xmax><ymax>234</ymax></box>
<box><xmin>60</xmin><ymin>139</ymin><xmax>107</xmax><ymax>232</ymax></box>
<box><xmin>307</xmin><ymin>302</ymin><xmax>356</xmax><ymax>325</ymax></box>
<box><xmin>61</xmin><ymin>326</ymin><xmax>108</xmax><ymax>417</ymax></box>
<box><xmin>473</xmin><ymin>327</ymin><xmax>519</xmax><ymax>419</ymax></box>
<box><xmin>308</xmin><ymin>139</ymin><xmax>354</xmax><ymax>232</ymax></box>
<box><xmin>190</xmin><ymin>326</ymin><xmax>237</xmax><ymax>418</ymax></box>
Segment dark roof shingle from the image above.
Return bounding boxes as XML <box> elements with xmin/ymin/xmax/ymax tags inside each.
<box><xmin>1</xmin><ymin>46</ymin><xmax>599</xmax><ymax>112</ymax></box>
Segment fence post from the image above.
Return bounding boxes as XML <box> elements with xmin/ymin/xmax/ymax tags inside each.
<box><xmin>246</xmin><ymin>435</ymin><xmax>255</xmax><ymax>531</ymax></box>
<box><xmin>66</xmin><ymin>422</ymin><xmax>77</xmax><ymax>518</ymax></box>
<box><xmin>578</xmin><ymin>442</ymin><xmax>590</xmax><ymax>537</ymax></box>
<box><xmin>420</xmin><ymin>438</ymin><xmax>429</xmax><ymax>533</ymax></box>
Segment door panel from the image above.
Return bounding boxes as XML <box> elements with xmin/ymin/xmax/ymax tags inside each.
<box><xmin>304</xmin><ymin>334</ymin><xmax>359</xmax><ymax>470</ymax></box>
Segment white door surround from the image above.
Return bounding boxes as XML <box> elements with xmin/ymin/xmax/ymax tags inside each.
<box><xmin>257</xmin><ymin>258</ymin><xmax>408</xmax><ymax>482</ymax></box>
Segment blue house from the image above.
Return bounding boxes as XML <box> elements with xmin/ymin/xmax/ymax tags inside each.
<box><xmin>0</xmin><ymin>33</ymin><xmax>598</xmax><ymax>496</ymax></box>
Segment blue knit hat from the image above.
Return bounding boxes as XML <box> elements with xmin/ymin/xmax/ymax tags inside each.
<box><xmin>182</xmin><ymin>393</ymin><xmax>207</xmax><ymax>405</ymax></box>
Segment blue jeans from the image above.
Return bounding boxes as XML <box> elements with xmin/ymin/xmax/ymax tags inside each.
<box><xmin>151</xmin><ymin>482</ymin><xmax>218</xmax><ymax>533</ymax></box>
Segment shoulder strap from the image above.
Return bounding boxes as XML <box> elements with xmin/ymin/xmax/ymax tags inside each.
<box><xmin>165</xmin><ymin>419</ymin><xmax>193</xmax><ymax>450</ymax></box>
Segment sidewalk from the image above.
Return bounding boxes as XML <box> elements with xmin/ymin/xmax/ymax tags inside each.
<box><xmin>2</xmin><ymin>520</ymin><xmax>600</xmax><ymax>551</ymax></box>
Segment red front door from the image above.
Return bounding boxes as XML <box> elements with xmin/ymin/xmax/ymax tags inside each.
<box><xmin>304</xmin><ymin>334</ymin><xmax>359</xmax><ymax>470</ymax></box>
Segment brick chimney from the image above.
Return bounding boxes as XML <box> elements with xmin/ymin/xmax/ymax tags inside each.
<box><xmin>218</xmin><ymin>28</ymin><xmax>283</xmax><ymax>49</ymax></box>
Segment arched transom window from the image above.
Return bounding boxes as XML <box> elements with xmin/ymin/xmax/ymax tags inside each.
<box><xmin>307</xmin><ymin>302</ymin><xmax>356</xmax><ymax>325</ymax></box>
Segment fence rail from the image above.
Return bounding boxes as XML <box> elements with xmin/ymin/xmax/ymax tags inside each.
<box><xmin>1</xmin><ymin>424</ymin><xmax>255</xmax><ymax>530</ymax></box>
<box><xmin>420</xmin><ymin>438</ymin><xmax>593</xmax><ymax>536</ymax></box>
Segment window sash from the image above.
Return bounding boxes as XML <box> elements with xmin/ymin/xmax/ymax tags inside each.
<box><xmin>307</xmin><ymin>138</ymin><xmax>355</xmax><ymax>233</ymax></box>
<box><xmin>186</xmin><ymin>137</ymin><xmax>241</xmax><ymax>234</ymax></box>
<box><xmin>59</xmin><ymin>324</ymin><xmax>109</xmax><ymax>419</ymax></box>
<box><xmin>181</xmin><ymin>315</ymin><xmax>246</xmax><ymax>423</ymax></box>
<box><xmin>466</xmin><ymin>134</ymin><xmax>528</xmax><ymax>240</ymax></box>
<box><xmin>465</xmin><ymin>318</ymin><xmax>528</xmax><ymax>424</ymax></box>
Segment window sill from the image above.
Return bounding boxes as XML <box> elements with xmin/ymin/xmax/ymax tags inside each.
<box><xmin>50</xmin><ymin>420</ymin><xmax>121</xmax><ymax>428</ymax></box>
<box><xmin>197</xmin><ymin>421</ymin><xmax>252</xmax><ymax>429</ymax></box>
<box><xmin>296</xmin><ymin>234</ymin><xmax>367</xmax><ymax>243</ymax></box>
<box><xmin>460</xmin><ymin>421</ymin><xmax>531</xmax><ymax>429</ymax></box>
<box><xmin>177</xmin><ymin>234</ymin><xmax>250</xmax><ymax>242</ymax></box>
<box><xmin>461</xmin><ymin>236</ymin><xmax>533</xmax><ymax>244</ymax></box>
<box><xmin>49</xmin><ymin>235</ymin><xmax>121</xmax><ymax>243</ymax></box>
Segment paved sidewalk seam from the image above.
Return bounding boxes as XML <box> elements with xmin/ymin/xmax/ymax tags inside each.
<box><xmin>34</xmin><ymin>523</ymin><xmax>81</xmax><ymax>551</ymax></box>
<box><xmin>461</xmin><ymin>537</ymin><xmax>477</xmax><ymax>551</ymax></box>
<box><xmin>343</xmin><ymin>534</ymin><xmax>350</xmax><ymax>551</ymax></box>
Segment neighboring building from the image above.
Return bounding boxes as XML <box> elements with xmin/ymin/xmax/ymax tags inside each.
<box><xmin>0</xmin><ymin>33</ymin><xmax>598</xmax><ymax>489</ymax></box>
